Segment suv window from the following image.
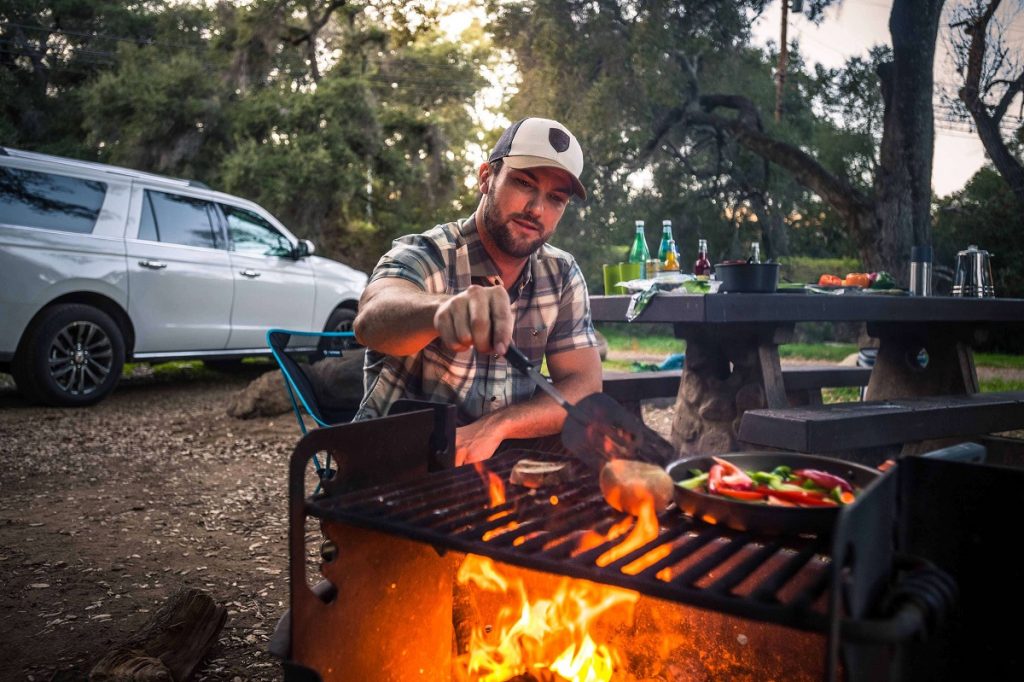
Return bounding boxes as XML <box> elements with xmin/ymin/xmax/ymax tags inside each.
<box><xmin>0</xmin><ymin>166</ymin><xmax>107</xmax><ymax>234</ymax></box>
<box><xmin>222</xmin><ymin>204</ymin><xmax>293</xmax><ymax>257</ymax></box>
<box><xmin>142</xmin><ymin>189</ymin><xmax>222</xmax><ymax>249</ymax></box>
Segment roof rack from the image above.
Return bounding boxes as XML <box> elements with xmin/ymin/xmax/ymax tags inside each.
<box><xmin>0</xmin><ymin>147</ymin><xmax>201</xmax><ymax>190</ymax></box>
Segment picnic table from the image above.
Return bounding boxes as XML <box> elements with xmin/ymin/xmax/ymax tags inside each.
<box><xmin>591</xmin><ymin>292</ymin><xmax>1024</xmax><ymax>456</ymax></box>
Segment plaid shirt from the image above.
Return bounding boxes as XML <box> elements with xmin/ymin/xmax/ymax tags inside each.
<box><xmin>355</xmin><ymin>216</ymin><xmax>598</xmax><ymax>426</ymax></box>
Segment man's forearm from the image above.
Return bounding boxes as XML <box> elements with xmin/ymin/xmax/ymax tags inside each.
<box><xmin>354</xmin><ymin>286</ymin><xmax>445</xmax><ymax>356</ymax></box>
<box><xmin>474</xmin><ymin>368</ymin><xmax>602</xmax><ymax>441</ymax></box>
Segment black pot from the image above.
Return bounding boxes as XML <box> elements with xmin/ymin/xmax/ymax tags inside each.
<box><xmin>714</xmin><ymin>262</ymin><xmax>779</xmax><ymax>293</ymax></box>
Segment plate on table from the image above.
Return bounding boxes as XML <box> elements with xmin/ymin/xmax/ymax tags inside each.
<box><xmin>804</xmin><ymin>284</ymin><xmax>908</xmax><ymax>296</ymax></box>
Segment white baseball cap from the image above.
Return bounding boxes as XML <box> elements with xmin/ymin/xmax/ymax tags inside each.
<box><xmin>488</xmin><ymin>117</ymin><xmax>587</xmax><ymax>200</ymax></box>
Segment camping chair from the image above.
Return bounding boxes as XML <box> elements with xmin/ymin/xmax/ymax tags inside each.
<box><xmin>267</xmin><ymin>328</ymin><xmax>361</xmax><ymax>487</ymax></box>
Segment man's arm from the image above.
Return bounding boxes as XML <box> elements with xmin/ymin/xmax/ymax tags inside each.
<box><xmin>354</xmin><ymin>278</ymin><xmax>514</xmax><ymax>357</ymax></box>
<box><xmin>455</xmin><ymin>345</ymin><xmax>603</xmax><ymax>465</ymax></box>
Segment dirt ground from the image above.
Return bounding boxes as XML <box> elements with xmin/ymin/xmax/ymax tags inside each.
<box><xmin>0</xmin><ymin>366</ymin><xmax>303</xmax><ymax>681</ymax></box>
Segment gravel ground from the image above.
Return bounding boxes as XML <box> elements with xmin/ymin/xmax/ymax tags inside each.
<box><xmin>0</xmin><ymin>367</ymin><xmax>302</xmax><ymax>680</ymax></box>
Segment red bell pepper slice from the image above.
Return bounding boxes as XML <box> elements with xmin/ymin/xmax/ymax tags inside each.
<box><xmin>712</xmin><ymin>456</ymin><xmax>753</xmax><ymax>489</ymax></box>
<box><xmin>768</xmin><ymin>488</ymin><xmax>838</xmax><ymax>507</ymax></box>
<box><xmin>793</xmin><ymin>468</ymin><xmax>853</xmax><ymax>493</ymax></box>
<box><xmin>708</xmin><ymin>464</ymin><xmax>725</xmax><ymax>494</ymax></box>
<box><xmin>717</xmin><ymin>488</ymin><xmax>768</xmax><ymax>501</ymax></box>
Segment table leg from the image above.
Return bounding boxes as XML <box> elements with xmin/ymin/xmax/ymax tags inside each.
<box><xmin>670</xmin><ymin>325</ymin><xmax>791</xmax><ymax>456</ymax></box>
<box><xmin>864</xmin><ymin>324</ymin><xmax>981</xmax><ymax>401</ymax></box>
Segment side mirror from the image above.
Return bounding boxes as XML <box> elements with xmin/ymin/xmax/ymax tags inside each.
<box><xmin>293</xmin><ymin>239</ymin><xmax>316</xmax><ymax>258</ymax></box>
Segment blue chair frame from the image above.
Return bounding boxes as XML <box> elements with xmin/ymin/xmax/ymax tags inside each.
<box><xmin>267</xmin><ymin>328</ymin><xmax>359</xmax><ymax>485</ymax></box>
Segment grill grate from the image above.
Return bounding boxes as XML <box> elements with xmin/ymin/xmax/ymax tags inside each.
<box><xmin>310</xmin><ymin>452</ymin><xmax>841</xmax><ymax>631</ymax></box>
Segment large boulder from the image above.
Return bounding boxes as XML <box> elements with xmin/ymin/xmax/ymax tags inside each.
<box><xmin>227</xmin><ymin>349</ymin><xmax>366</xmax><ymax>419</ymax></box>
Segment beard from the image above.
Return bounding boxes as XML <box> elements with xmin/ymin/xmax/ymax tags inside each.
<box><xmin>481</xmin><ymin>184</ymin><xmax>550</xmax><ymax>258</ymax></box>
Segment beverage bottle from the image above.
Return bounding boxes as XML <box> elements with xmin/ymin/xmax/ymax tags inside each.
<box><xmin>628</xmin><ymin>220</ymin><xmax>651</xmax><ymax>278</ymax></box>
<box><xmin>657</xmin><ymin>220</ymin><xmax>673</xmax><ymax>263</ymax></box>
<box><xmin>749</xmin><ymin>241</ymin><xmax>761</xmax><ymax>264</ymax></box>
<box><xmin>694</xmin><ymin>238</ymin><xmax>712</xmax><ymax>277</ymax></box>
<box><xmin>663</xmin><ymin>239</ymin><xmax>680</xmax><ymax>272</ymax></box>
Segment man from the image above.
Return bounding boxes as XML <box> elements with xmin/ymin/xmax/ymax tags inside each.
<box><xmin>353</xmin><ymin>117</ymin><xmax>602</xmax><ymax>465</ymax></box>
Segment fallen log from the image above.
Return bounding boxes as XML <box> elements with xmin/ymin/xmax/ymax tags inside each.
<box><xmin>90</xmin><ymin>588</ymin><xmax>227</xmax><ymax>682</ymax></box>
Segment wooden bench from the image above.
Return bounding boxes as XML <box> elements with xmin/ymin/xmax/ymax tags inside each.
<box><xmin>602</xmin><ymin>365</ymin><xmax>872</xmax><ymax>418</ymax></box>
<box><xmin>738</xmin><ymin>390</ymin><xmax>1024</xmax><ymax>453</ymax></box>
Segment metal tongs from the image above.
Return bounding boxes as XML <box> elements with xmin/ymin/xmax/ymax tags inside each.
<box><xmin>504</xmin><ymin>345</ymin><xmax>676</xmax><ymax>469</ymax></box>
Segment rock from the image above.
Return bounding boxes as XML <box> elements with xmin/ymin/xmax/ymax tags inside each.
<box><xmin>225</xmin><ymin>349</ymin><xmax>365</xmax><ymax>420</ymax></box>
<box><xmin>225</xmin><ymin>370</ymin><xmax>291</xmax><ymax>419</ymax></box>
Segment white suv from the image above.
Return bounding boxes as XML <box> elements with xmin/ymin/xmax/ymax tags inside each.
<box><xmin>0</xmin><ymin>147</ymin><xmax>368</xmax><ymax>406</ymax></box>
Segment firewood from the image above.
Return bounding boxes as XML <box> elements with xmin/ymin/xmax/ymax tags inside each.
<box><xmin>90</xmin><ymin>587</ymin><xmax>227</xmax><ymax>682</ymax></box>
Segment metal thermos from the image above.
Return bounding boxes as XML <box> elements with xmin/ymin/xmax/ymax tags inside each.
<box><xmin>910</xmin><ymin>245</ymin><xmax>932</xmax><ymax>296</ymax></box>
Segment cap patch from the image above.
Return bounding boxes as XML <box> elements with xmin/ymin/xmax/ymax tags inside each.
<box><xmin>549</xmin><ymin>127</ymin><xmax>570</xmax><ymax>153</ymax></box>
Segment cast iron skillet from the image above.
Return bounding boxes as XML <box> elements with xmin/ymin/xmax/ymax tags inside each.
<box><xmin>665</xmin><ymin>452</ymin><xmax>881</xmax><ymax>537</ymax></box>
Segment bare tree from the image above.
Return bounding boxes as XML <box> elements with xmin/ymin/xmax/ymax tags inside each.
<box><xmin>646</xmin><ymin>0</ymin><xmax>944</xmax><ymax>282</ymax></box>
<box><xmin>948</xmin><ymin>0</ymin><xmax>1024</xmax><ymax>204</ymax></box>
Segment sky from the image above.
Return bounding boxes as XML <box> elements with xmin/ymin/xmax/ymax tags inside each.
<box><xmin>751</xmin><ymin>0</ymin><xmax>1024</xmax><ymax>197</ymax></box>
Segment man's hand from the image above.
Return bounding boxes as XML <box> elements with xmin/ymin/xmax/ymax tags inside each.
<box><xmin>455</xmin><ymin>418</ymin><xmax>506</xmax><ymax>466</ymax></box>
<box><xmin>433</xmin><ymin>283</ymin><xmax>513</xmax><ymax>354</ymax></box>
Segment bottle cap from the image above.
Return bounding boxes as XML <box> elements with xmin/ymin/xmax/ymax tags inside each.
<box><xmin>911</xmin><ymin>245</ymin><xmax>933</xmax><ymax>262</ymax></box>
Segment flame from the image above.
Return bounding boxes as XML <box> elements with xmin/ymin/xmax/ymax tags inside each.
<box><xmin>456</xmin><ymin>555</ymin><xmax>637</xmax><ymax>682</ymax></box>
<box><xmin>573</xmin><ymin>490</ymin><xmax>662</xmax><ymax>568</ymax></box>
<box><xmin>474</xmin><ymin>462</ymin><xmax>520</xmax><ymax>541</ymax></box>
<box><xmin>474</xmin><ymin>462</ymin><xmax>506</xmax><ymax>507</ymax></box>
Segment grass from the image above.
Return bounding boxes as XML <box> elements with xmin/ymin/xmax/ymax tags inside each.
<box><xmin>778</xmin><ymin>343</ymin><xmax>858</xmax><ymax>362</ymax></box>
<box><xmin>597</xmin><ymin>327</ymin><xmax>1024</xmax><ymax>371</ymax></box>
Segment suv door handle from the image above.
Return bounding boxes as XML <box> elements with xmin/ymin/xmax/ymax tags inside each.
<box><xmin>239</xmin><ymin>269</ymin><xmax>261</xmax><ymax>278</ymax></box>
<box><xmin>139</xmin><ymin>260</ymin><xmax>167</xmax><ymax>270</ymax></box>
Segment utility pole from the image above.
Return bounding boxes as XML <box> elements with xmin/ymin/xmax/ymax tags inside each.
<box><xmin>774</xmin><ymin>0</ymin><xmax>790</xmax><ymax>123</ymax></box>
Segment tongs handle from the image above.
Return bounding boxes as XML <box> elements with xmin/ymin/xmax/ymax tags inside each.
<box><xmin>505</xmin><ymin>345</ymin><xmax>585</xmax><ymax>418</ymax></box>
<box><xmin>504</xmin><ymin>344</ymin><xmax>536</xmax><ymax>375</ymax></box>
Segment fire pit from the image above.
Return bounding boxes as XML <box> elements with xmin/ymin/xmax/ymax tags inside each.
<box><xmin>271</xmin><ymin>405</ymin><xmax>1022</xmax><ymax>681</ymax></box>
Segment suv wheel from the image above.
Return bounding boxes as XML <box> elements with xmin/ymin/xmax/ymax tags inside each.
<box><xmin>319</xmin><ymin>308</ymin><xmax>360</xmax><ymax>354</ymax></box>
<box><xmin>13</xmin><ymin>304</ymin><xmax>125</xmax><ymax>406</ymax></box>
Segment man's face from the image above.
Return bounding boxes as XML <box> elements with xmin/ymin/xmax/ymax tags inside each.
<box><xmin>480</xmin><ymin>163</ymin><xmax>573</xmax><ymax>258</ymax></box>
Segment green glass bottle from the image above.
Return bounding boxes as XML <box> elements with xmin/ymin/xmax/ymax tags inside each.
<box><xmin>657</xmin><ymin>220</ymin><xmax>673</xmax><ymax>263</ymax></box>
<box><xmin>628</xmin><ymin>220</ymin><xmax>650</xmax><ymax>278</ymax></box>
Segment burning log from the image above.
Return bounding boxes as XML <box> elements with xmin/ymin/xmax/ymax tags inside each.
<box><xmin>89</xmin><ymin>587</ymin><xmax>227</xmax><ymax>682</ymax></box>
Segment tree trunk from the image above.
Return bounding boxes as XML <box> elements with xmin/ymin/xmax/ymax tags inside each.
<box><xmin>871</xmin><ymin>0</ymin><xmax>944</xmax><ymax>284</ymax></box>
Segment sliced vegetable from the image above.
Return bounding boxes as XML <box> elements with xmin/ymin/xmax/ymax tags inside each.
<box><xmin>708</xmin><ymin>464</ymin><xmax>725</xmax><ymax>494</ymax></box>
<box><xmin>768</xmin><ymin>488</ymin><xmax>838</xmax><ymax>507</ymax></box>
<box><xmin>717</xmin><ymin>488</ymin><xmax>768</xmax><ymax>501</ymax></box>
<box><xmin>712</xmin><ymin>456</ymin><xmax>753</xmax><ymax>489</ymax></box>
<box><xmin>794</xmin><ymin>468</ymin><xmax>853</xmax><ymax>493</ymax></box>
<box><xmin>677</xmin><ymin>472</ymin><xmax>709</xmax><ymax>490</ymax></box>
<box><xmin>842</xmin><ymin>273</ymin><xmax>871</xmax><ymax>288</ymax></box>
<box><xmin>679</xmin><ymin>461</ymin><xmax>860</xmax><ymax>508</ymax></box>
<box><xmin>871</xmin><ymin>271</ymin><xmax>896</xmax><ymax>289</ymax></box>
